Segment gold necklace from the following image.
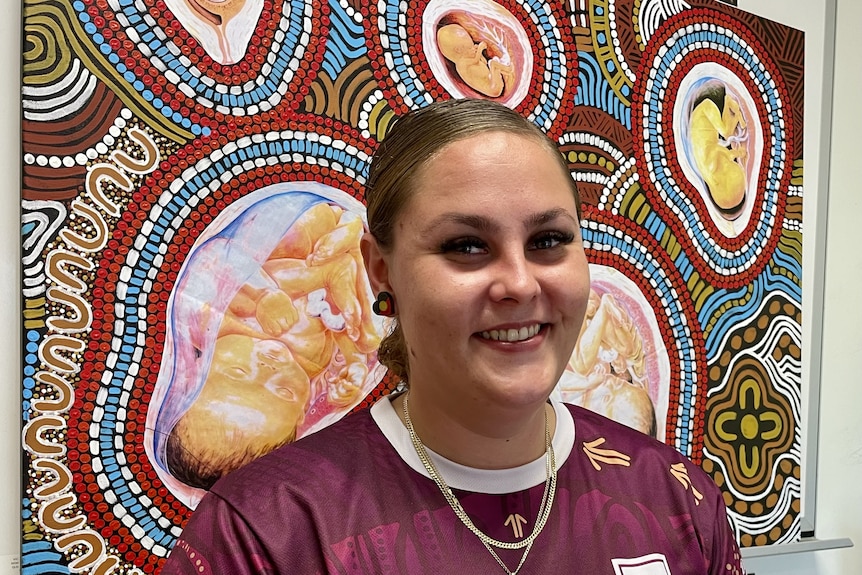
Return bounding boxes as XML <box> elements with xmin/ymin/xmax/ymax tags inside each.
<box><xmin>402</xmin><ymin>393</ymin><xmax>557</xmax><ymax>575</ymax></box>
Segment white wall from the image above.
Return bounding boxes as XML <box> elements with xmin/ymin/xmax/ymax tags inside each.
<box><xmin>813</xmin><ymin>3</ymin><xmax>862</xmax><ymax>572</ymax></box>
<box><xmin>743</xmin><ymin>0</ymin><xmax>862</xmax><ymax>573</ymax></box>
<box><xmin>1</xmin><ymin>1</ymin><xmax>859</xmax><ymax>573</ymax></box>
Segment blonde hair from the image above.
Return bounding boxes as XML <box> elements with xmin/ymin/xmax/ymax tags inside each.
<box><xmin>365</xmin><ymin>99</ymin><xmax>581</xmax><ymax>382</ymax></box>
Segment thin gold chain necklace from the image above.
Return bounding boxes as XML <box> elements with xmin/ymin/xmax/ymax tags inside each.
<box><xmin>402</xmin><ymin>393</ymin><xmax>557</xmax><ymax>575</ymax></box>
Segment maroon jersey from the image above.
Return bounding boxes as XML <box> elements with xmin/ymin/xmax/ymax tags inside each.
<box><xmin>162</xmin><ymin>398</ymin><xmax>744</xmax><ymax>575</ymax></box>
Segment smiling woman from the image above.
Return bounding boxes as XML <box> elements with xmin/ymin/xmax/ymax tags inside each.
<box><xmin>362</xmin><ymin>128</ymin><xmax>590</xmax><ymax>470</ymax></box>
<box><xmin>161</xmin><ymin>99</ymin><xmax>746</xmax><ymax>575</ymax></box>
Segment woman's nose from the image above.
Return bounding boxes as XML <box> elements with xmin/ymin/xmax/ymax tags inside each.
<box><xmin>488</xmin><ymin>248</ymin><xmax>540</xmax><ymax>303</ymax></box>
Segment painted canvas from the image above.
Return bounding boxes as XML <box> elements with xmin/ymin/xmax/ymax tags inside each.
<box><xmin>21</xmin><ymin>0</ymin><xmax>804</xmax><ymax>572</ymax></box>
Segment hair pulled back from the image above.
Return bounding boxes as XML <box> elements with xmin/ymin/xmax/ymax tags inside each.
<box><xmin>364</xmin><ymin>98</ymin><xmax>581</xmax><ymax>382</ymax></box>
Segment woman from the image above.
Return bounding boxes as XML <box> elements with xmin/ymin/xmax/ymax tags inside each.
<box><xmin>161</xmin><ymin>99</ymin><xmax>744</xmax><ymax>574</ymax></box>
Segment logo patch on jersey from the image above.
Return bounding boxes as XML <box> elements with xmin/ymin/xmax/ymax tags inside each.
<box><xmin>611</xmin><ymin>553</ymin><xmax>672</xmax><ymax>575</ymax></box>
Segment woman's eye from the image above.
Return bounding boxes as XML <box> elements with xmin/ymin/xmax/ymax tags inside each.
<box><xmin>440</xmin><ymin>238</ymin><xmax>487</xmax><ymax>255</ymax></box>
<box><xmin>530</xmin><ymin>231</ymin><xmax>575</xmax><ymax>250</ymax></box>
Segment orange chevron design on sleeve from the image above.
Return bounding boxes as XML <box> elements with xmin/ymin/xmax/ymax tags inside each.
<box><xmin>582</xmin><ymin>437</ymin><xmax>632</xmax><ymax>471</ymax></box>
<box><xmin>670</xmin><ymin>462</ymin><xmax>704</xmax><ymax>505</ymax></box>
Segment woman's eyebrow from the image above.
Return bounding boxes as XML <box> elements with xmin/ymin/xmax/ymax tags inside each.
<box><xmin>423</xmin><ymin>213</ymin><xmax>498</xmax><ymax>233</ymax></box>
<box><xmin>525</xmin><ymin>208</ymin><xmax>578</xmax><ymax>228</ymax></box>
<box><xmin>421</xmin><ymin>208</ymin><xmax>577</xmax><ymax>235</ymax></box>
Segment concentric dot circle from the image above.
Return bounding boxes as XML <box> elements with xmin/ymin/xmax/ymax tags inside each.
<box><xmin>71</xmin><ymin>116</ymin><xmax>389</xmax><ymax>566</ymax></box>
<box><xmin>631</xmin><ymin>9</ymin><xmax>792</xmax><ymax>289</ymax></box>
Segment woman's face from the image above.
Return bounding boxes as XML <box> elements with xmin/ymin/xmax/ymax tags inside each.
<box><xmin>365</xmin><ymin>131</ymin><xmax>591</xmax><ymax>414</ymax></box>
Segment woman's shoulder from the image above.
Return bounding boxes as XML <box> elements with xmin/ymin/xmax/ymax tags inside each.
<box><xmin>562</xmin><ymin>402</ymin><xmax>721</xmax><ymax>502</ymax></box>
<box><xmin>564</xmin><ymin>401</ymin><xmax>685</xmax><ymax>459</ymax></box>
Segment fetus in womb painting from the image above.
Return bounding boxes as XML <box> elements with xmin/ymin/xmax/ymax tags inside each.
<box><xmin>423</xmin><ymin>0</ymin><xmax>533</xmax><ymax>106</ymax></box>
<box><xmin>675</xmin><ymin>63</ymin><xmax>763</xmax><ymax>237</ymax></box>
<box><xmin>145</xmin><ymin>183</ymin><xmax>386</xmax><ymax>507</ymax></box>
<box><xmin>557</xmin><ymin>266</ymin><xmax>670</xmax><ymax>440</ymax></box>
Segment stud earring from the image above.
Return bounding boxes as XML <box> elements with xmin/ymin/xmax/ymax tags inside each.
<box><xmin>373</xmin><ymin>291</ymin><xmax>397</xmax><ymax>317</ymax></box>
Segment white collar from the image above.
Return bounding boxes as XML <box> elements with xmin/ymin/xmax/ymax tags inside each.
<box><xmin>370</xmin><ymin>394</ymin><xmax>575</xmax><ymax>494</ymax></box>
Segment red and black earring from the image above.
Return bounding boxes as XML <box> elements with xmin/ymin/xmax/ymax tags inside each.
<box><xmin>373</xmin><ymin>291</ymin><xmax>397</xmax><ymax>317</ymax></box>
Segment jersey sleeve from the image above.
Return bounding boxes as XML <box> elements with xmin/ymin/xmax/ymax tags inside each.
<box><xmin>160</xmin><ymin>492</ymin><xmax>282</xmax><ymax>575</ymax></box>
<box><xmin>707</xmin><ymin>496</ymin><xmax>746</xmax><ymax>575</ymax></box>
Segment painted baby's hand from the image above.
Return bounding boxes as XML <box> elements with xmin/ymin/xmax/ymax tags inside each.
<box><xmin>256</xmin><ymin>291</ymin><xmax>299</xmax><ymax>336</ymax></box>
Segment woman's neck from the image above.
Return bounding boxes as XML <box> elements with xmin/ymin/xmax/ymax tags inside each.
<box><xmin>392</xmin><ymin>389</ymin><xmax>555</xmax><ymax>470</ymax></box>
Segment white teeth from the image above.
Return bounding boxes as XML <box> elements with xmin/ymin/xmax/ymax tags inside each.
<box><xmin>480</xmin><ymin>324</ymin><xmax>541</xmax><ymax>342</ymax></box>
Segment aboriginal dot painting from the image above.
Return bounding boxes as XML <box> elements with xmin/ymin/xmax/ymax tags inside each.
<box><xmin>21</xmin><ymin>0</ymin><xmax>805</xmax><ymax>570</ymax></box>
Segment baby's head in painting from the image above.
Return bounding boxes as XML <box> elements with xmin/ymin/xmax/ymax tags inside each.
<box><xmin>165</xmin><ymin>334</ymin><xmax>312</xmax><ymax>489</ymax></box>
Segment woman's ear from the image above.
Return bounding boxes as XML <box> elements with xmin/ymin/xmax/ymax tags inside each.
<box><xmin>360</xmin><ymin>232</ymin><xmax>391</xmax><ymax>294</ymax></box>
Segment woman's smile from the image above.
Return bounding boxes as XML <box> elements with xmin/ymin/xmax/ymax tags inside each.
<box><xmin>478</xmin><ymin>323</ymin><xmax>544</xmax><ymax>343</ymax></box>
